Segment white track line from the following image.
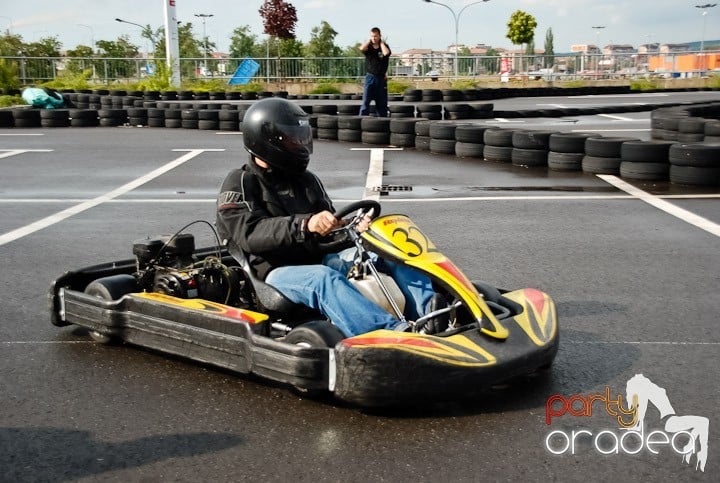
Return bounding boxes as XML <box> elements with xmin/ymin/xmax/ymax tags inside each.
<box><xmin>0</xmin><ymin>149</ymin><xmax>224</xmax><ymax>247</ymax></box>
<box><xmin>0</xmin><ymin>149</ymin><xmax>53</xmax><ymax>159</ymax></box>
<box><xmin>598</xmin><ymin>174</ymin><xmax>720</xmax><ymax>238</ymax></box>
<box><xmin>597</xmin><ymin>113</ymin><xmax>635</xmax><ymax>121</ymax></box>
<box><xmin>350</xmin><ymin>147</ymin><xmax>403</xmax><ymax>201</ymax></box>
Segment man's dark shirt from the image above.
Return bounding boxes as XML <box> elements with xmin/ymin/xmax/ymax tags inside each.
<box><xmin>364</xmin><ymin>43</ymin><xmax>391</xmax><ymax>76</ymax></box>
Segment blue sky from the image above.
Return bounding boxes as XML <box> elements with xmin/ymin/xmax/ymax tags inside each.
<box><xmin>1</xmin><ymin>1</ymin><xmax>717</xmax><ymax>54</ymax></box>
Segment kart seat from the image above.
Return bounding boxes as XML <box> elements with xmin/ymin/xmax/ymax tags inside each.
<box><xmin>226</xmin><ymin>242</ymin><xmax>319</xmax><ymax>317</ymax></box>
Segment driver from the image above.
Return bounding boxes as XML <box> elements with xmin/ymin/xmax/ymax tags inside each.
<box><xmin>216</xmin><ymin>97</ymin><xmax>447</xmax><ymax>337</ymax></box>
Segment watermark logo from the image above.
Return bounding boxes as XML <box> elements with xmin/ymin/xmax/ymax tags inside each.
<box><xmin>544</xmin><ymin>374</ymin><xmax>709</xmax><ymax>472</ymax></box>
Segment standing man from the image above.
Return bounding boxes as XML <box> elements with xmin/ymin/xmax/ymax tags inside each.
<box><xmin>359</xmin><ymin>27</ymin><xmax>391</xmax><ymax>117</ymax></box>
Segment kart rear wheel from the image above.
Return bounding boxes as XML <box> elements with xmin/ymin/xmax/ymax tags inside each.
<box><xmin>84</xmin><ymin>275</ymin><xmax>138</xmax><ymax>344</ymax></box>
<box><xmin>285</xmin><ymin>320</ymin><xmax>345</xmax><ymax>348</ymax></box>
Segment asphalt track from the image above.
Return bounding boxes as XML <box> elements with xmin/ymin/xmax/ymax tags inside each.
<box><xmin>1</xmin><ymin>92</ymin><xmax>718</xmax><ymax>482</ymax></box>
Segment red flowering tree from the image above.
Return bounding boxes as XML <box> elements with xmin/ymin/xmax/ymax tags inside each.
<box><xmin>258</xmin><ymin>0</ymin><xmax>298</xmax><ymax>81</ymax></box>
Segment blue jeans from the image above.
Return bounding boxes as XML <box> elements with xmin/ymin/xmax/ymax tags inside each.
<box><xmin>359</xmin><ymin>73</ymin><xmax>388</xmax><ymax>117</ymax></box>
<box><xmin>265</xmin><ymin>248</ymin><xmax>435</xmax><ymax>337</ymax></box>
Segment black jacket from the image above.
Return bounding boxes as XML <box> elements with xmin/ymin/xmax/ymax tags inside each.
<box><xmin>216</xmin><ymin>160</ymin><xmax>342</xmax><ymax>280</ymax></box>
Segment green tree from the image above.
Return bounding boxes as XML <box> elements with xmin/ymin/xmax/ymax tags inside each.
<box><xmin>506</xmin><ymin>10</ymin><xmax>537</xmax><ymax>73</ymax></box>
<box><xmin>506</xmin><ymin>10</ymin><xmax>537</xmax><ymax>46</ymax></box>
<box><xmin>0</xmin><ymin>33</ymin><xmax>23</xmax><ymax>87</ymax></box>
<box><xmin>155</xmin><ymin>22</ymin><xmax>204</xmax><ymax>78</ymax></box>
<box><xmin>544</xmin><ymin>28</ymin><xmax>555</xmax><ymax>68</ymax></box>
<box><xmin>304</xmin><ymin>21</ymin><xmax>341</xmax><ymax>76</ymax></box>
<box><xmin>65</xmin><ymin>45</ymin><xmax>95</xmax><ymax>76</ymax></box>
<box><xmin>305</xmin><ymin>21</ymin><xmax>341</xmax><ymax>57</ymax></box>
<box><xmin>229</xmin><ymin>25</ymin><xmax>260</xmax><ymax>58</ymax></box>
<box><xmin>23</xmin><ymin>36</ymin><xmax>62</xmax><ymax>57</ymax></box>
<box><xmin>96</xmin><ymin>35</ymin><xmax>139</xmax><ymax>80</ymax></box>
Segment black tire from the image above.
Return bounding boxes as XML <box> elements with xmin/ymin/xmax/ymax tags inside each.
<box><xmin>128</xmin><ymin>117</ymin><xmax>147</xmax><ymax>126</ymax></box>
<box><xmin>285</xmin><ymin>320</ymin><xmax>345</xmax><ymax>348</ymax></box>
<box><xmin>512</xmin><ymin>148</ymin><xmax>548</xmax><ymax>167</ymax></box>
<box><xmin>548</xmin><ymin>132</ymin><xmax>600</xmax><ymax>153</ymax></box>
<box><xmin>389</xmin><ymin>104</ymin><xmax>414</xmax><ymax>116</ymax></box>
<box><xmin>181</xmin><ymin>109</ymin><xmax>198</xmax><ymax>120</ymax></box>
<box><xmin>429</xmin><ymin>121</ymin><xmax>458</xmax><ymax>140</ymax></box>
<box><xmin>620</xmin><ymin>141</ymin><xmax>674</xmax><ymax>162</ymax></box>
<box><xmin>548</xmin><ymin>151</ymin><xmax>584</xmax><ymax>171</ymax></box>
<box><xmin>455</xmin><ymin>125</ymin><xmax>489</xmax><ymax>143</ymax></box>
<box><xmin>218</xmin><ymin>120</ymin><xmax>239</xmax><ymax>131</ymax></box>
<box><xmin>181</xmin><ymin>119</ymin><xmax>199</xmax><ymax>129</ymax></box>
<box><xmin>668</xmin><ymin>143</ymin><xmax>720</xmax><ymax>167</ymax></box>
<box><xmin>147</xmin><ymin>117</ymin><xmax>165</xmax><ymax>128</ymax></box>
<box><xmin>218</xmin><ymin>110</ymin><xmax>239</xmax><ymax>122</ymax></box>
<box><xmin>337</xmin><ymin>115</ymin><xmax>363</xmax><ymax>130</ymax></box>
<box><xmin>484</xmin><ymin>128</ymin><xmax>514</xmax><ymax>147</ymax></box>
<box><xmin>165</xmin><ymin>118</ymin><xmax>182</xmax><ymax>128</ymax></box>
<box><xmin>415</xmin><ymin>121</ymin><xmax>432</xmax><ymax>136</ymax></box>
<box><xmin>669</xmin><ymin>165</ymin><xmax>720</xmax><ymax>186</ymax></box>
<box><xmin>483</xmin><ymin>145</ymin><xmax>513</xmax><ymax>163</ymax></box>
<box><xmin>677</xmin><ymin>133</ymin><xmax>705</xmax><ymax>143</ymax></box>
<box><xmin>416</xmin><ymin>103</ymin><xmax>442</xmax><ymax>114</ymax></box>
<box><xmin>512</xmin><ymin>130</ymin><xmax>554</xmax><ymax>150</ymax></box>
<box><xmin>582</xmin><ymin>155</ymin><xmax>622</xmax><ymax>174</ymax></box>
<box><xmin>338</xmin><ymin>129</ymin><xmax>362</xmax><ymax>143</ymax></box>
<box><xmin>389</xmin><ymin>132</ymin><xmax>415</xmax><ymax>147</ymax></box>
<box><xmin>361</xmin><ymin>131</ymin><xmax>390</xmax><ymax>145</ymax></box>
<box><xmin>317</xmin><ymin>128</ymin><xmax>338</xmax><ymax>140</ymax></box>
<box><xmin>84</xmin><ymin>275</ymin><xmax>138</xmax><ymax>344</ymax></box>
<box><xmin>389</xmin><ymin>118</ymin><xmax>420</xmax><ymax>134</ymax></box>
<box><xmin>164</xmin><ymin>108</ymin><xmax>181</xmax><ymax>119</ymax></box>
<box><xmin>584</xmin><ymin>137</ymin><xmax>640</xmax><ymax>158</ymax></box>
<box><xmin>316</xmin><ymin>115</ymin><xmax>338</xmax><ymax>129</ymax></box>
<box><xmin>313</xmin><ymin>104</ymin><xmax>337</xmax><ymax>115</ymax></box>
<box><xmin>0</xmin><ymin>110</ymin><xmax>14</xmax><ymax>127</ymax></box>
<box><xmin>198</xmin><ymin>109</ymin><xmax>219</xmax><ymax>121</ymax></box>
<box><xmin>198</xmin><ymin>120</ymin><xmax>219</xmax><ymax>130</ymax></box>
<box><xmin>414</xmin><ymin>135</ymin><xmax>431</xmax><ymax>151</ymax></box>
<box><xmin>455</xmin><ymin>142</ymin><xmax>484</xmax><ymax>158</ymax></box>
<box><xmin>430</xmin><ymin>138</ymin><xmax>456</xmax><ymax>154</ymax></box>
<box><xmin>678</xmin><ymin>117</ymin><xmax>705</xmax><ymax>134</ymax></box>
<box><xmin>361</xmin><ymin>117</ymin><xmax>391</xmax><ymax>132</ymax></box>
<box><xmin>705</xmin><ymin>120</ymin><xmax>720</xmax><ymax>136</ymax></box>
<box><xmin>619</xmin><ymin>162</ymin><xmax>669</xmax><ymax>180</ymax></box>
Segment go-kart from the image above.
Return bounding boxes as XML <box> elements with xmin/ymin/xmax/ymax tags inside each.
<box><xmin>49</xmin><ymin>201</ymin><xmax>558</xmax><ymax>407</ymax></box>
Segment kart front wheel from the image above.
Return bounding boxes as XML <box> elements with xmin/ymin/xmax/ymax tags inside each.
<box><xmin>84</xmin><ymin>274</ymin><xmax>138</xmax><ymax>344</ymax></box>
<box><xmin>285</xmin><ymin>320</ymin><xmax>345</xmax><ymax>348</ymax></box>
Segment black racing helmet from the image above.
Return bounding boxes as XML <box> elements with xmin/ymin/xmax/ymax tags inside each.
<box><xmin>242</xmin><ymin>98</ymin><xmax>313</xmax><ymax>174</ymax></box>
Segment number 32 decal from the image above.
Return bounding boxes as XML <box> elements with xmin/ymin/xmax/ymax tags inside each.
<box><xmin>392</xmin><ymin>227</ymin><xmax>438</xmax><ymax>257</ymax></box>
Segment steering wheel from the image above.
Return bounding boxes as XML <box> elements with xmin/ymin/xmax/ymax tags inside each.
<box><xmin>334</xmin><ymin>199</ymin><xmax>381</xmax><ymax>225</ymax></box>
<box><xmin>315</xmin><ymin>200</ymin><xmax>381</xmax><ymax>252</ymax></box>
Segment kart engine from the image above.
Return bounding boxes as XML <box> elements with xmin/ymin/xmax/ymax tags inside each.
<box><xmin>132</xmin><ymin>234</ymin><xmax>240</xmax><ymax>304</ymax></box>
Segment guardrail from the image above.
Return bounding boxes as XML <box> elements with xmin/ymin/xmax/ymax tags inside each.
<box><xmin>1</xmin><ymin>51</ymin><xmax>718</xmax><ymax>85</ymax></box>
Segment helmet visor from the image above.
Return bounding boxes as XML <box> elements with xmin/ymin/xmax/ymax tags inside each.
<box><xmin>269</xmin><ymin>119</ymin><xmax>313</xmax><ymax>156</ymax></box>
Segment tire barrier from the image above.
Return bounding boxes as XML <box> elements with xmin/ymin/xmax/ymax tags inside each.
<box><xmin>3</xmin><ymin>89</ymin><xmax>718</xmax><ymax>187</ymax></box>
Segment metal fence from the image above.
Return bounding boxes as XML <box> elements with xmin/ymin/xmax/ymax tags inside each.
<box><xmin>2</xmin><ymin>50</ymin><xmax>718</xmax><ymax>86</ymax></box>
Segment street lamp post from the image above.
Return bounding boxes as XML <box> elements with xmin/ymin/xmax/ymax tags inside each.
<box><xmin>77</xmin><ymin>24</ymin><xmax>97</xmax><ymax>78</ymax></box>
<box><xmin>421</xmin><ymin>0</ymin><xmax>490</xmax><ymax>79</ymax></box>
<box><xmin>0</xmin><ymin>16</ymin><xmax>12</xmax><ymax>34</ymax></box>
<box><xmin>695</xmin><ymin>4</ymin><xmax>717</xmax><ymax>73</ymax></box>
<box><xmin>115</xmin><ymin>18</ymin><xmax>157</xmax><ymax>56</ymax></box>
<box><xmin>592</xmin><ymin>26</ymin><xmax>605</xmax><ymax>79</ymax></box>
<box><xmin>77</xmin><ymin>24</ymin><xmax>95</xmax><ymax>51</ymax></box>
<box><xmin>194</xmin><ymin>13</ymin><xmax>214</xmax><ymax>76</ymax></box>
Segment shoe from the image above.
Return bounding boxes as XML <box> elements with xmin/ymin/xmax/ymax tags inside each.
<box><xmin>423</xmin><ymin>293</ymin><xmax>450</xmax><ymax>335</ymax></box>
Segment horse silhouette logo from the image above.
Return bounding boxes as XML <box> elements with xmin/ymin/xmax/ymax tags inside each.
<box><xmin>625</xmin><ymin>374</ymin><xmax>709</xmax><ymax>472</ymax></box>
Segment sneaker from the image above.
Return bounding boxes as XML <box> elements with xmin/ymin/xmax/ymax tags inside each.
<box><xmin>423</xmin><ymin>293</ymin><xmax>450</xmax><ymax>335</ymax></box>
